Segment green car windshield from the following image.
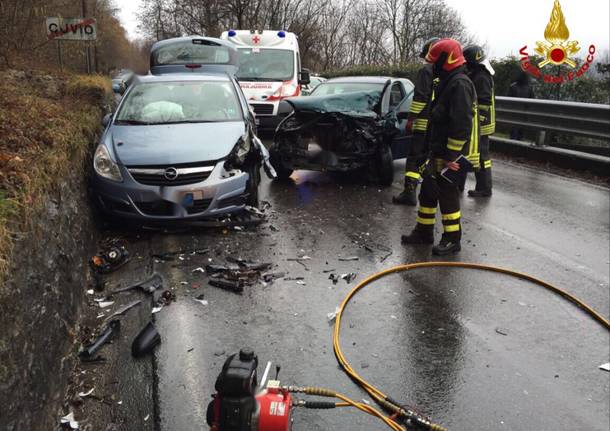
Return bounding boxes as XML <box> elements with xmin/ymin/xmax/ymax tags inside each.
<box><xmin>116</xmin><ymin>81</ymin><xmax>242</xmax><ymax>125</ymax></box>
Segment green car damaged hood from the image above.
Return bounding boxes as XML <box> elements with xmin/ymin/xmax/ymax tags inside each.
<box><xmin>284</xmin><ymin>90</ymin><xmax>381</xmax><ymax>118</ymax></box>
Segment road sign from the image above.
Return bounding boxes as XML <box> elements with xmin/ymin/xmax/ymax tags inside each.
<box><xmin>46</xmin><ymin>17</ymin><xmax>97</xmax><ymax>41</ymax></box>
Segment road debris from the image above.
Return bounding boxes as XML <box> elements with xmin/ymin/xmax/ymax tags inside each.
<box><xmin>206</xmin><ymin>258</ymin><xmax>273</xmax><ymax>293</ymax></box>
<box><xmin>79</xmin><ymin>320</ymin><xmax>120</xmax><ymax>361</ymax></box>
<box><xmin>152</xmin><ymin>306</ymin><xmax>163</xmax><ymax>314</ymax></box>
<box><xmin>111</xmin><ymin>273</ymin><xmax>163</xmax><ymax>294</ymax></box>
<box><xmin>90</xmin><ymin>242</ymin><xmax>130</xmax><ymax>274</ymax></box>
<box><xmin>97</xmin><ymin>301</ymin><xmax>114</xmax><ymax>308</ymax></box>
<box><xmin>77</xmin><ymin>388</ymin><xmax>95</xmax><ymax>398</ymax></box>
<box><xmin>341</xmin><ymin>273</ymin><xmax>357</xmax><ymax>283</ymax></box>
<box><xmin>192</xmin><ymin>267</ymin><xmax>205</xmax><ymax>273</ymax></box>
<box><xmin>60</xmin><ymin>412</ymin><xmax>79</xmax><ymax>429</ymax></box>
<box><xmin>599</xmin><ymin>363</ymin><xmax>610</xmax><ymax>372</ymax></box>
<box><xmin>193</xmin><ymin>295</ymin><xmax>209</xmax><ymax>306</ymax></box>
<box><xmin>132</xmin><ymin>322</ymin><xmax>161</xmax><ymax>357</ymax></box>
<box><xmin>327</xmin><ymin>306</ymin><xmax>341</xmax><ymax>324</ymax></box>
<box><xmin>262</xmin><ymin>271</ymin><xmax>285</xmax><ymax>282</ymax></box>
<box><xmin>495</xmin><ymin>327</ymin><xmax>509</xmax><ymax>336</ymax></box>
<box><xmin>338</xmin><ymin>256</ymin><xmax>359</xmax><ymax>261</ymax></box>
<box><xmin>104</xmin><ymin>300</ymin><xmax>142</xmax><ymax>322</ymax></box>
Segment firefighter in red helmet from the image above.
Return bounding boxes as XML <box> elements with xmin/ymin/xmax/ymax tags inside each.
<box><xmin>393</xmin><ymin>37</ymin><xmax>439</xmax><ymax>206</ymax></box>
<box><xmin>401</xmin><ymin>38</ymin><xmax>479</xmax><ymax>255</ymax></box>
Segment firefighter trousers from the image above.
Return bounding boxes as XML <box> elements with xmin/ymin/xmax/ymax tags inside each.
<box><xmin>404</xmin><ymin>132</ymin><xmax>429</xmax><ymax>183</ymax></box>
<box><xmin>415</xmin><ymin>161</ymin><xmax>461</xmax><ymax>241</ymax></box>
<box><xmin>475</xmin><ymin>135</ymin><xmax>492</xmax><ymax>190</ymax></box>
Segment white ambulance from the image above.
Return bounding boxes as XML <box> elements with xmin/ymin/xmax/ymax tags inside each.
<box><xmin>220</xmin><ymin>29</ymin><xmax>310</xmax><ymax>131</ymax></box>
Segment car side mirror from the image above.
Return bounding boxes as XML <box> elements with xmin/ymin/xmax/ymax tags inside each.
<box><xmin>112</xmin><ymin>81</ymin><xmax>126</xmax><ymax>95</ymax></box>
<box><xmin>299</xmin><ymin>68</ymin><xmax>311</xmax><ymax>86</ymax></box>
<box><xmin>102</xmin><ymin>113</ymin><xmax>112</xmax><ymax>127</ymax></box>
<box><xmin>396</xmin><ymin>111</ymin><xmax>409</xmax><ymax>121</ymax></box>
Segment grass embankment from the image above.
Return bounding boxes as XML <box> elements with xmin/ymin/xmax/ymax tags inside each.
<box><xmin>0</xmin><ymin>71</ymin><xmax>110</xmax><ymax>279</ymax></box>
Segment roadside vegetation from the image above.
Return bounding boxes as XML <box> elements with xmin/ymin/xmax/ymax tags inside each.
<box><xmin>0</xmin><ymin>71</ymin><xmax>110</xmax><ymax>279</ymax></box>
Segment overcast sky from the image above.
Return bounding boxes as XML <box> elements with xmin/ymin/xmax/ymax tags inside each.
<box><xmin>118</xmin><ymin>0</ymin><xmax>609</xmax><ymax>59</ymax></box>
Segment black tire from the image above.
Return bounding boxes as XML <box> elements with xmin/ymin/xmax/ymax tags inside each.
<box><xmin>377</xmin><ymin>143</ymin><xmax>394</xmax><ymax>187</ymax></box>
<box><xmin>270</xmin><ymin>149</ymin><xmax>294</xmax><ymax>180</ymax></box>
<box><xmin>246</xmin><ymin>164</ymin><xmax>261</xmax><ymax>208</ymax></box>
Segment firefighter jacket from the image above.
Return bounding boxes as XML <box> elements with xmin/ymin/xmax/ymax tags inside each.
<box><xmin>470</xmin><ymin>65</ymin><xmax>495</xmax><ymax>136</ymax></box>
<box><xmin>428</xmin><ymin>66</ymin><xmax>479</xmax><ymax>167</ymax></box>
<box><xmin>407</xmin><ymin>64</ymin><xmax>434</xmax><ymax>133</ymax></box>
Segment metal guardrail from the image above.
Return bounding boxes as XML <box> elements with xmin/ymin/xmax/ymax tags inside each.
<box><xmin>495</xmin><ymin>96</ymin><xmax>610</xmax><ymax>143</ymax></box>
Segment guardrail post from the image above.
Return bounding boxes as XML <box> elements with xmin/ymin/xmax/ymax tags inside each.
<box><xmin>536</xmin><ymin>131</ymin><xmax>547</xmax><ymax>146</ymax></box>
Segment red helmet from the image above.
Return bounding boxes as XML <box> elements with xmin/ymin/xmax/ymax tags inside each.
<box><xmin>425</xmin><ymin>38</ymin><xmax>465</xmax><ymax>72</ymax></box>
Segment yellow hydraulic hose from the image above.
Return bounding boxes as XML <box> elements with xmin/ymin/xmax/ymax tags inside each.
<box><xmin>332</xmin><ymin>262</ymin><xmax>610</xmax><ymax>430</ymax></box>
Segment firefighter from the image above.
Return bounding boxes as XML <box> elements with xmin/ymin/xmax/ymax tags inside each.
<box><xmin>401</xmin><ymin>38</ymin><xmax>478</xmax><ymax>255</ymax></box>
<box><xmin>393</xmin><ymin>37</ymin><xmax>439</xmax><ymax>206</ymax></box>
<box><xmin>464</xmin><ymin>44</ymin><xmax>495</xmax><ymax>197</ymax></box>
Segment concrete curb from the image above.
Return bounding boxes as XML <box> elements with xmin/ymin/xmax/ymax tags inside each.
<box><xmin>490</xmin><ymin>136</ymin><xmax>610</xmax><ymax>177</ymax></box>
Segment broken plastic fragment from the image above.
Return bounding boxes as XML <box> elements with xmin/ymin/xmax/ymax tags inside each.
<box><xmin>112</xmin><ymin>273</ymin><xmax>163</xmax><ymax>294</ymax></box>
<box><xmin>78</xmin><ymin>388</ymin><xmax>94</xmax><ymax>398</ymax></box>
<box><xmin>104</xmin><ymin>300</ymin><xmax>142</xmax><ymax>321</ymax></box>
<box><xmin>79</xmin><ymin>320</ymin><xmax>120</xmax><ymax>360</ymax></box>
<box><xmin>98</xmin><ymin>301</ymin><xmax>114</xmax><ymax>308</ymax></box>
<box><xmin>86</xmin><ymin>289</ymin><xmax>94</xmax><ymax>295</ymax></box>
<box><xmin>192</xmin><ymin>267</ymin><xmax>205</xmax><ymax>273</ymax></box>
<box><xmin>132</xmin><ymin>322</ymin><xmax>161</xmax><ymax>357</ymax></box>
<box><xmin>193</xmin><ymin>297</ymin><xmax>208</xmax><ymax>306</ymax></box>
<box><xmin>327</xmin><ymin>306</ymin><xmax>341</xmax><ymax>324</ymax></box>
<box><xmin>60</xmin><ymin>412</ymin><xmax>79</xmax><ymax>429</ymax></box>
<box><xmin>338</xmin><ymin>256</ymin><xmax>359</xmax><ymax>261</ymax></box>
<box><xmin>152</xmin><ymin>306</ymin><xmax>163</xmax><ymax>314</ymax></box>
<box><xmin>599</xmin><ymin>363</ymin><xmax>610</xmax><ymax>372</ymax></box>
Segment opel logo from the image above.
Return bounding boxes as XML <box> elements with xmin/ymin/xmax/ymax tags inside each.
<box><xmin>164</xmin><ymin>167</ymin><xmax>179</xmax><ymax>181</ymax></box>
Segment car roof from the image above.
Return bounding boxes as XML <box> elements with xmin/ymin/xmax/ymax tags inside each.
<box><xmin>150</xmin><ymin>36</ymin><xmax>237</xmax><ymax>52</ymax></box>
<box><xmin>133</xmin><ymin>74</ymin><xmax>232</xmax><ymax>84</ymax></box>
<box><xmin>324</xmin><ymin>76</ymin><xmax>393</xmax><ymax>84</ymax></box>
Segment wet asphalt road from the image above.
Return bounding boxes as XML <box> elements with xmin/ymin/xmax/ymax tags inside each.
<box><xmin>95</xmin><ymin>156</ymin><xmax>609</xmax><ymax>431</ymax></box>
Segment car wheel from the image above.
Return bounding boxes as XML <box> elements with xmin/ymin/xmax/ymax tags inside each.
<box><xmin>377</xmin><ymin>143</ymin><xmax>394</xmax><ymax>187</ymax></box>
<box><xmin>246</xmin><ymin>164</ymin><xmax>261</xmax><ymax>208</ymax></box>
<box><xmin>270</xmin><ymin>149</ymin><xmax>293</xmax><ymax>180</ymax></box>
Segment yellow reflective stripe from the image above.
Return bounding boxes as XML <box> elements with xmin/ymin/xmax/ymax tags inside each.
<box><xmin>409</xmin><ymin>102</ymin><xmax>426</xmax><ymax>114</ymax></box>
<box><xmin>479</xmin><ymin>104</ymin><xmax>490</xmax><ymax>111</ymax></box>
<box><xmin>447</xmin><ymin>138</ymin><xmax>465</xmax><ymax>151</ymax></box>
<box><xmin>481</xmin><ymin>125</ymin><xmax>495</xmax><ymax>135</ymax></box>
<box><xmin>406</xmin><ymin>171</ymin><xmax>421</xmax><ymax>179</ymax></box>
<box><xmin>483</xmin><ymin>160</ymin><xmax>492</xmax><ymax>169</ymax></box>
<box><xmin>441</xmin><ymin>211</ymin><xmax>461</xmax><ymax>221</ymax></box>
<box><xmin>419</xmin><ymin>206</ymin><xmax>437</xmax><ymax>214</ymax></box>
<box><xmin>413</xmin><ymin>119</ymin><xmax>428</xmax><ymax>127</ymax></box>
<box><xmin>417</xmin><ymin>216</ymin><xmax>436</xmax><ymax>225</ymax></box>
<box><xmin>444</xmin><ymin>224</ymin><xmax>460</xmax><ymax>233</ymax></box>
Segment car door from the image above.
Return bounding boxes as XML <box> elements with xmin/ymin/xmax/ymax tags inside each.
<box><xmin>387</xmin><ymin>81</ymin><xmax>412</xmax><ymax>159</ymax></box>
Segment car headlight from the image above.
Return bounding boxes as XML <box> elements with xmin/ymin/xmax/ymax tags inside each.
<box><xmin>94</xmin><ymin>144</ymin><xmax>123</xmax><ymax>182</ymax></box>
<box><xmin>225</xmin><ymin>135</ymin><xmax>251</xmax><ymax>169</ymax></box>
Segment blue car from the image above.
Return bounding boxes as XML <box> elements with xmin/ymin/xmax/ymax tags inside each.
<box><xmin>91</xmin><ymin>73</ymin><xmax>273</xmax><ymax>222</ymax></box>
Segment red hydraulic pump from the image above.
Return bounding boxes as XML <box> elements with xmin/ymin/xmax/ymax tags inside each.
<box><xmin>207</xmin><ymin>349</ymin><xmax>293</xmax><ymax>431</ymax></box>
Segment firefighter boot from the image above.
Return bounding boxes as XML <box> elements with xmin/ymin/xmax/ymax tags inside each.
<box><xmin>401</xmin><ymin>225</ymin><xmax>434</xmax><ymax>245</ymax></box>
<box><xmin>432</xmin><ymin>233</ymin><xmax>461</xmax><ymax>255</ymax></box>
<box><xmin>393</xmin><ymin>177</ymin><xmax>418</xmax><ymax>206</ymax></box>
<box><xmin>468</xmin><ymin>168</ymin><xmax>492</xmax><ymax>197</ymax></box>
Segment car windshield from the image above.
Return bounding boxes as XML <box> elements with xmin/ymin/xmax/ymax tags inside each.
<box><xmin>152</xmin><ymin>42</ymin><xmax>231</xmax><ymax>65</ymax></box>
<box><xmin>311</xmin><ymin>82</ymin><xmax>385</xmax><ymax>97</ymax></box>
<box><xmin>236</xmin><ymin>48</ymin><xmax>294</xmax><ymax>81</ymax></box>
<box><xmin>116</xmin><ymin>81</ymin><xmax>242</xmax><ymax>125</ymax></box>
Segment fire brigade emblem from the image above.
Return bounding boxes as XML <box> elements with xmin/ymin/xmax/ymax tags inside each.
<box><xmin>534</xmin><ymin>0</ymin><xmax>580</xmax><ymax>68</ymax></box>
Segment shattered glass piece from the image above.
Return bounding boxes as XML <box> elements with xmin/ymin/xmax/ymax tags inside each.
<box><xmin>327</xmin><ymin>306</ymin><xmax>341</xmax><ymax>324</ymax></box>
<box><xmin>60</xmin><ymin>412</ymin><xmax>79</xmax><ymax>429</ymax></box>
<box><xmin>78</xmin><ymin>388</ymin><xmax>94</xmax><ymax>398</ymax></box>
<box><xmin>599</xmin><ymin>363</ymin><xmax>610</xmax><ymax>372</ymax></box>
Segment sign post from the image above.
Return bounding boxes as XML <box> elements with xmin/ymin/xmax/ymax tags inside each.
<box><xmin>46</xmin><ymin>17</ymin><xmax>97</xmax><ymax>73</ymax></box>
